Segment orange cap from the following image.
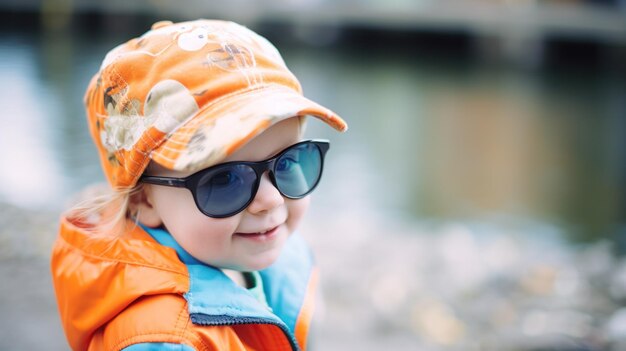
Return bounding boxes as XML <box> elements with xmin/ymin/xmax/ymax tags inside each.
<box><xmin>85</xmin><ymin>19</ymin><xmax>347</xmax><ymax>189</ymax></box>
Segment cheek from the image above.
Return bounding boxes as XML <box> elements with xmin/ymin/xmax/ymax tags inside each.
<box><xmin>149</xmin><ymin>186</ymin><xmax>242</xmax><ymax>263</ymax></box>
<box><xmin>285</xmin><ymin>196</ymin><xmax>310</xmax><ymax>233</ymax></box>
<box><xmin>174</xmin><ymin>217</ymin><xmax>239</xmax><ymax>262</ymax></box>
<box><xmin>150</xmin><ymin>186</ymin><xmax>197</xmax><ymax>221</ymax></box>
<box><xmin>150</xmin><ymin>187</ymin><xmax>230</xmax><ymax>240</ymax></box>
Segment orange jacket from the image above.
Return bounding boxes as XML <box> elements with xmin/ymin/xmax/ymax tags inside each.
<box><xmin>50</xmin><ymin>217</ymin><xmax>318</xmax><ymax>351</ymax></box>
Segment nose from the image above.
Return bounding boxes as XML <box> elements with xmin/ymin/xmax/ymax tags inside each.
<box><xmin>246</xmin><ymin>172</ymin><xmax>284</xmax><ymax>214</ymax></box>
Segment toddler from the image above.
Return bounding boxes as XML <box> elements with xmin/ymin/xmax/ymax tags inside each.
<box><xmin>50</xmin><ymin>19</ymin><xmax>347</xmax><ymax>351</ymax></box>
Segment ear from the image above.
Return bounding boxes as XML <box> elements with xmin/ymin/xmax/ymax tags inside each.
<box><xmin>130</xmin><ymin>185</ymin><xmax>163</xmax><ymax>228</ymax></box>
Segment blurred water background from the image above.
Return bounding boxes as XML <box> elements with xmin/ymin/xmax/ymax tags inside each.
<box><xmin>0</xmin><ymin>0</ymin><xmax>625</xmax><ymax>350</ymax></box>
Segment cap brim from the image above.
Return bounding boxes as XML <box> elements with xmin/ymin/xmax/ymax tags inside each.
<box><xmin>150</xmin><ymin>85</ymin><xmax>347</xmax><ymax>173</ymax></box>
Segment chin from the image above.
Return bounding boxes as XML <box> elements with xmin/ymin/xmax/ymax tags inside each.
<box><xmin>242</xmin><ymin>253</ymin><xmax>281</xmax><ymax>271</ymax></box>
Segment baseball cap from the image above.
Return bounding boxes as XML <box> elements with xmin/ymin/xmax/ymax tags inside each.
<box><xmin>85</xmin><ymin>19</ymin><xmax>347</xmax><ymax>189</ymax></box>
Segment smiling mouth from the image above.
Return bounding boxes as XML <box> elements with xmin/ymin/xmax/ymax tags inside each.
<box><xmin>235</xmin><ymin>225</ymin><xmax>280</xmax><ymax>239</ymax></box>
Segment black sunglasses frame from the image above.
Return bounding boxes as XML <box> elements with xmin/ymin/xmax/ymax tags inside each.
<box><xmin>140</xmin><ymin>139</ymin><xmax>330</xmax><ymax>218</ymax></box>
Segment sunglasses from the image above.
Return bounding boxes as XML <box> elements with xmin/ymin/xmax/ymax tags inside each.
<box><xmin>140</xmin><ymin>140</ymin><xmax>330</xmax><ymax>218</ymax></box>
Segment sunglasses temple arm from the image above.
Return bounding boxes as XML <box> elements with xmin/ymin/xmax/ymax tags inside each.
<box><xmin>140</xmin><ymin>176</ymin><xmax>187</xmax><ymax>188</ymax></box>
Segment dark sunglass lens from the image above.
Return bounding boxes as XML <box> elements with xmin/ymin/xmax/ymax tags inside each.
<box><xmin>275</xmin><ymin>143</ymin><xmax>322</xmax><ymax>198</ymax></box>
<box><xmin>195</xmin><ymin>165</ymin><xmax>257</xmax><ymax>216</ymax></box>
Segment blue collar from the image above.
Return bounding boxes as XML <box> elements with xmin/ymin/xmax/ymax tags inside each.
<box><xmin>139</xmin><ymin>223</ymin><xmax>315</xmax><ymax>346</ymax></box>
<box><xmin>139</xmin><ymin>224</ymin><xmax>278</xmax><ymax>321</ymax></box>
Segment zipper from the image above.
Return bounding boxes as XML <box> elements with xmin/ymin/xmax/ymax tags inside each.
<box><xmin>189</xmin><ymin>313</ymin><xmax>300</xmax><ymax>351</ymax></box>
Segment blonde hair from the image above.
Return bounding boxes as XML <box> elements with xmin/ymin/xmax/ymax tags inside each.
<box><xmin>65</xmin><ymin>183</ymin><xmax>144</xmax><ymax>235</ymax></box>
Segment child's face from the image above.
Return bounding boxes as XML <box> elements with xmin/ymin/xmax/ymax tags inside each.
<box><xmin>139</xmin><ymin>118</ymin><xmax>310</xmax><ymax>271</ymax></box>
